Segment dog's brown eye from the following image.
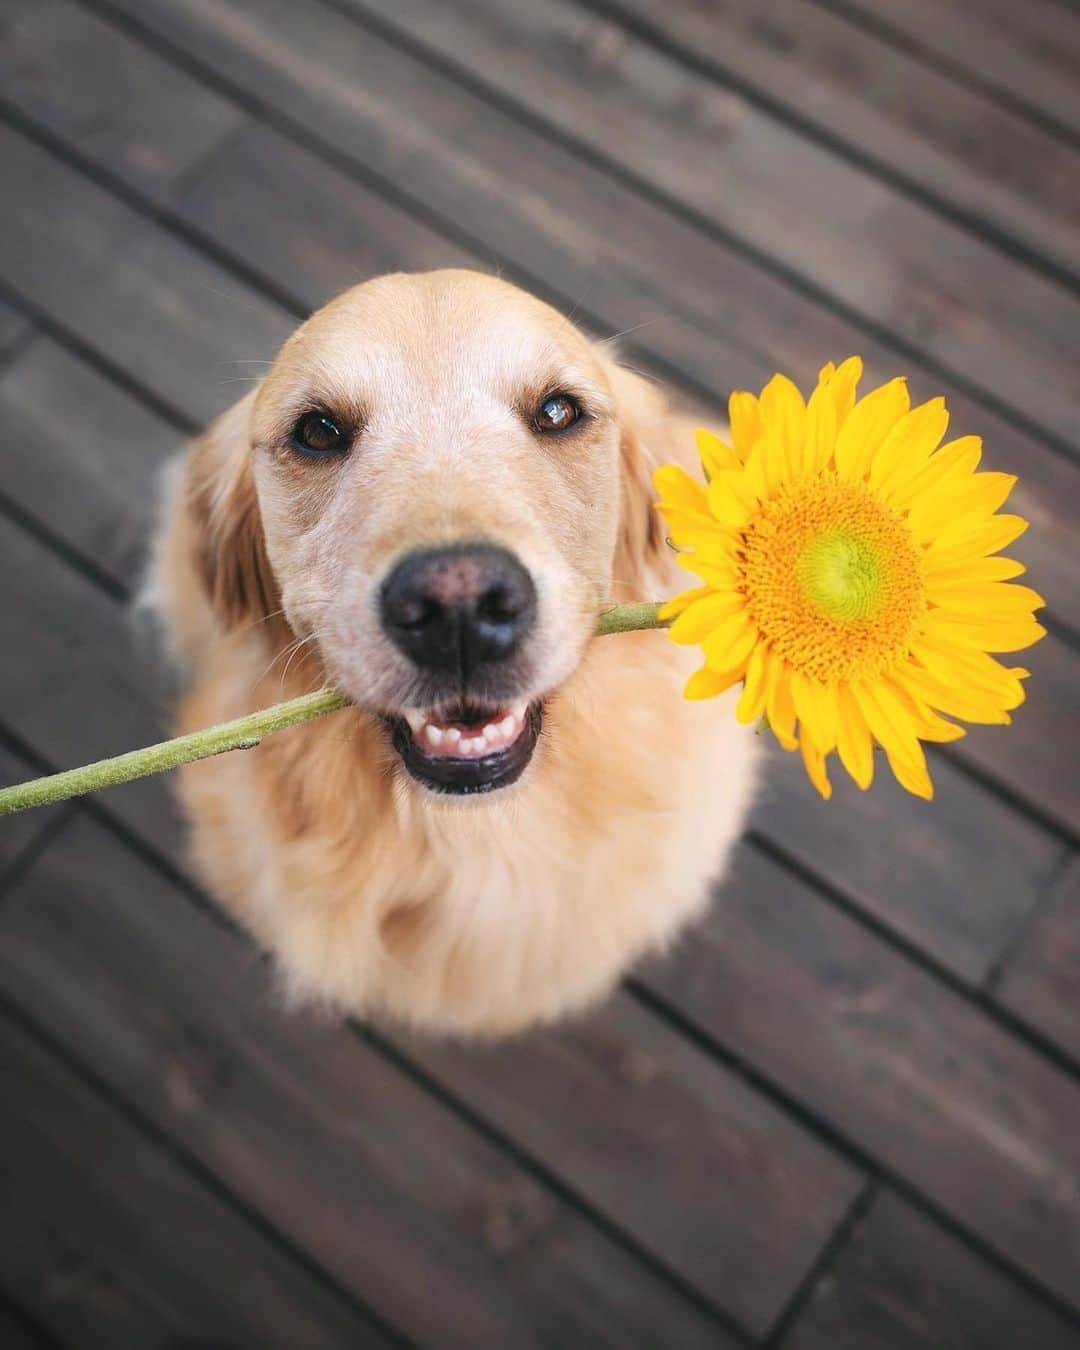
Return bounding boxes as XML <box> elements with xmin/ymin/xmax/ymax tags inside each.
<box><xmin>534</xmin><ymin>393</ymin><xmax>581</xmax><ymax>433</ymax></box>
<box><xmin>292</xmin><ymin>411</ymin><xmax>347</xmax><ymax>457</ymax></box>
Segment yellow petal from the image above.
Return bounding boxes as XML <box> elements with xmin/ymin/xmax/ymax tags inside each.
<box><xmin>899</xmin><ymin>660</ymin><xmax>1015</xmax><ymax>725</ymax></box>
<box><xmin>653</xmin><ymin>464</ymin><xmax>709</xmax><ymax>515</ymax></box>
<box><xmin>695</xmin><ymin>427</ymin><xmax>740</xmax><ymax>480</ymax></box>
<box><xmin>803</xmin><ymin>378</ymin><xmax>839</xmax><ymax>477</ymax></box>
<box><xmin>924</xmin><ymin>514</ymin><xmax>1029</xmax><ymax>567</ymax></box>
<box><xmin>871</xmin><ymin>397</ymin><xmax>949</xmax><ymax>499</ymax></box>
<box><xmin>758</xmin><ymin>373</ymin><xmax>806</xmax><ymax>463</ymax></box>
<box><xmin>702</xmin><ymin>612</ymin><xmax>755</xmax><ymax>671</ymax></box>
<box><xmin>658</xmin><ymin>585</ymin><xmax>711</xmax><ymax>621</ymax></box>
<box><xmin>928</xmin><ymin>582</ymin><xmax>1045</xmax><ymax>618</ymax></box>
<box><xmin>706</xmin><ymin>470</ymin><xmax>756</xmax><ymax>527</ymax></box>
<box><xmin>891</xmin><ymin>435</ymin><xmax>982</xmax><ymax>514</ymax></box>
<box><xmin>852</xmin><ymin>684</ymin><xmax>934</xmax><ymax>800</ymax></box>
<box><xmin>766</xmin><ymin>660</ymin><xmax>798</xmax><ymax>750</ymax></box>
<box><xmin>684</xmin><ymin>666</ymin><xmax>741</xmax><ymax>700</ymax></box>
<box><xmin>733</xmin><ymin>643</ymin><xmax>767</xmax><ymax>724</ymax></box>
<box><xmin>835</xmin><ymin>685</ymin><xmax>874</xmax><ymax>789</ymax></box>
<box><xmin>907</xmin><ymin>472</ymin><xmax>1017</xmax><ymax>543</ymax></box>
<box><xmin>920</xmin><ymin>611</ymin><xmax>1046</xmax><ymax>653</ymax></box>
<box><xmin>800</xmin><ymin>736</ymin><xmax>833</xmax><ymax>800</ymax></box>
<box><xmin>884</xmin><ymin>739</ymin><xmax>934</xmax><ymax>800</ymax></box>
<box><xmin>667</xmin><ymin>590</ymin><xmax>745</xmax><ymax>644</ymax></box>
<box><xmin>923</xmin><ymin>554</ymin><xmax>1026</xmax><ymax>585</ymax></box>
<box><xmin>828</xmin><ymin>356</ymin><xmax>863</xmax><ymax>427</ymax></box>
<box><xmin>834</xmin><ymin>377</ymin><xmax>909</xmax><ymax>481</ymax></box>
<box><xmin>728</xmin><ymin>391</ymin><xmax>763</xmax><ymax>461</ymax></box>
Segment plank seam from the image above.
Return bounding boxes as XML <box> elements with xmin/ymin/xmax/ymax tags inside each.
<box><xmin>747</xmin><ymin>830</ymin><xmax>1080</xmax><ymax>1083</ymax></box>
<box><xmin>983</xmin><ymin>847</ymin><xmax>1080</xmax><ymax>995</ymax></box>
<box><xmin>626</xmin><ymin>979</ymin><xmax>1080</xmax><ymax>1332</ymax></box>
<box><xmin>75</xmin><ymin>0</ymin><xmax>1080</xmax><ymax>471</ymax></box>
<box><xmin>762</xmin><ymin>1179</ymin><xmax>877</xmax><ymax>1348</ymax></box>
<box><xmin>810</xmin><ymin>0</ymin><xmax>1080</xmax><ymax>152</ymax></box>
<box><xmin>3</xmin><ymin>715</ymin><xmax>1075</xmax><ymax>1334</ymax></box>
<box><xmin>571</xmin><ymin>0</ymin><xmax>1080</xmax><ymax>294</ymax></box>
<box><xmin>0</xmin><ymin>966</ymin><xmax>417</xmax><ymax>1350</ymax></box>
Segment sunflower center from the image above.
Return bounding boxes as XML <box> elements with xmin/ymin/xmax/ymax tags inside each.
<box><xmin>739</xmin><ymin>476</ymin><xmax>924</xmax><ymax>683</ymax></box>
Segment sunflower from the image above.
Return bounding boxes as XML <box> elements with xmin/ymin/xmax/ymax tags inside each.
<box><xmin>654</xmin><ymin>358</ymin><xmax>1045</xmax><ymax>800</ymax></box>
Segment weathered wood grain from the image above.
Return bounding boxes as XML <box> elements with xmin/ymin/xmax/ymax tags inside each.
<box><xmin>0</xmin><ymin>297</ymin><xmax>31</xmax><ymax>361</ymax></box>
<box><xmin>995</xmin><ymin>856</ymin><xmax>1080</xmax><ymax>1066</ymax></box>
<box><xmin>4</xmin><ymin>6</ymin><xmax>1079</xmax><ymax>639</ymax></box>
<box><xmin>334</xmin><ymin>0</ymin><xmax>1080</xmax><ymax>446</ymax></box>
<box><xmin>398</xmin><ymin>994</ymin><xmax>862</xmax><ymax>1336</ymax></box>
<box><xmin>0</xmin><ymin>993</ymin><xmax>393</xmax><ymax>1349</ymax></box>
<box><xmin>839</xmin><ymin>0</ymin><xmax>1080</xmax><ymax>135</ymax></box>
<box><xmin>0</xmin><ymin>337</ymin><xmax>182</xmax><ymax>589</ymax></box>
<box><xmin>587</xmin><ymin>0</ymin><xmax>1080</xmax><ymax>278</ymax></box>
<box><xmin>0</xmin><ymin>815</ymin><xmax>748</xmax><ymax>1348</ymax></box>
<box><xmin>783</xmin><ymin>1188</ymin><xmax>1080</xmax><ymax>1349</ymax></box>
<box><xmin>0</xmin><ymin>0</ymin><xmax>242</xmax><ymax>200</ymax></box>
<box><xmin>0</xmin><ymin>122</ymin><xmax>293</xmax><ymax>425</ymax></box>
<box><xmin>641</xmin><ymin>843</ymin><xmax>1080</xmax><ymax>1312</ymax></box>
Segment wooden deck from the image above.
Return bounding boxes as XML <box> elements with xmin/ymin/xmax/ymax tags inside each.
<box><xmin>0</xmin><ymin>0</ymin><xmax>1078</xmax><ymax>1344</ymax></box>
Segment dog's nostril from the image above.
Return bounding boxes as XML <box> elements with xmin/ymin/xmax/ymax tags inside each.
<box><xmin>380</xmin><ymin>544</ymin><xmax>537</xmax><ymax>678</ymax></box>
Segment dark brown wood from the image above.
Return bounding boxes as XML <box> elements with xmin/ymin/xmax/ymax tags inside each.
<box><xmin>0</xmin><ymin>336</ymin><xmax>182</xmax><ymax>589</ymax></box>
<box><xmin>0</xmin><ymin>122</ymin><xmax>293</xmax><ymax>425</ymax></box>
<box><xmin>398</xmin><ymin>996</ymin><xmax>862</xmax><ymax>1336</ymax></box>
<box><xmin>4</xmin><ymin>4</ymin><xmax>1080</xmax><ymax>638</ymax></box>
<box><xmin>331</xmin><ymin>0</ymin><xmax>1080</xmax><ymax>446</ymax></box>
<box><xmin>0</xmin><ymin>747</ymin><xmax>62</xmax><ymax>877</ymax></box>
<box><xmin>995</xmin><ymin>856</ymin><xmax>1080</xmax><ymax>1065</ymax></box>
<box><xmin>784</xmin><ymin>1188</ymin><xmax>1080</xmax><ymax>1350</ymax></box>
<box><xmin>0</xmin><ymin>816</ymin><xmax>740</xmax><ymax>1348</ymax></box>
<box><xmin>841</xmin><ymin>0</ymin><xmax>1080</xmax><ymax>135</ymax></box>
<box><xmin>0</xmin><ymin>0</ymin><xmax>243</xmax><ymax>201</ymax></box>
<box><xmin>593</xmin><ymin>0</ymin><xmax>1080</xmax><ymax>279</ymax></box>
<box><xmin>641</xmin><ymin>843</ymin><xmax>1080</xmax><ymax>1312</ymax></box>
<box><xmin>0</xmin><ymin>1297</ymin><xmax>58</xmax><ymax>1350</ymax></box>
<box><xmin>0</xmin><ymin>993</ymin><xmax>393</xmax><ymax>1349</ymax></box>
<box><xmin>752</xmin><ymin>741</ymin><xmax>1065</xmax><ymax>984</ymax></box>
<box><xmin>0</xmin><ymin>297</ymin><xmax>31</xmax><ymax>361</ymax></box>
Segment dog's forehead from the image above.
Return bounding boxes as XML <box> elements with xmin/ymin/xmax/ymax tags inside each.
<box><xmin>274</xmin><ymin>272</ymin><xmax>602</xmax><ymax>402</ymax></box>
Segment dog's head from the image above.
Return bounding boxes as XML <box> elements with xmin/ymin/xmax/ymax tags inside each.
<box><xmin>188</xmin><ymin>270</ymin><xmax>666</xmax><ymax>797</ymax></box>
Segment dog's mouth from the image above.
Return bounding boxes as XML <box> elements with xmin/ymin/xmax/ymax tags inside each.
<box><xmin>383</xmin><ymin>698</ymin><xmax>543</xmax><ymax>795</ymax></box>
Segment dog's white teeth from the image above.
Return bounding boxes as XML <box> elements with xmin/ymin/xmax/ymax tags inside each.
<box><xmin>499</xmin><ymin>714</ymin><xmax>518</xmax><ymax>737</ymax></box>
<box><xmin>444</xmin><ymin>727</ymin><xmax>462</xmax><ymax>745</ymax></box>
<box><xmin>425</xmin><ymin>724</ymin><xmax>444</xmax><ymax>747</ymax></box>
<box><xmin>509</xmin><ymin>699</ymin><xmax>528</xmax><ymax>721</ymax></box>
<box><xmin>482</xmin><ymin>723</ymin><xmax>500</xmax><ymax>743</ymax></box>
<box><xmin>404</xmin><ymin>708</ymin><xmax>426</xmax><ymax>734</ymax></box>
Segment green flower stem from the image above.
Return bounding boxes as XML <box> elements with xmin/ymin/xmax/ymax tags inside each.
<box><xmin>0</xmin><ymin>601</ymin><xmax>669</xmax><ymax>817</ymax></box>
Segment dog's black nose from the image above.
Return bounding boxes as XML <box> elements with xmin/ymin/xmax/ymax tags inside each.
<box><xmin>380</xmin><ymin>544</ymin><xmax>537</xmax><ymax>678</ymax></box>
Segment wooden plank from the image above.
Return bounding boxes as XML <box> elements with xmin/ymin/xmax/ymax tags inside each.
<box><xmin>0</xmin><ymin>815</ymin><xmax>746</xmax><ymax>1348</ymax></box>
<box><xmin>0</xmin><ymin>137</ymin><xmax>1066</xmax><ymax>983</ymax></box>
<box><xmin>0</xmin><ymin>0</ymin><xmax>243</xmax><ymax>200</ymax></box>
<box><xmin>398</xmin><ymin>996</ymin><xmax>863</xmax><ymax>1336</ymax></box>
<box><xmin>641</xmin><ymin>842</ymin><xmax>1080</xmax><ymax>1312</ymax></box>
<box><xmin>840</xmin><ymin>0</ymin><xmax>1080</xmax><ymax>135</ymax></box>
<box><xmin>591</xmin><ymin>0</ymin><xmax>1080</xmax><ymax>279</ymax></box>
<box><xmin>0</xmin><ymin>995</ymin><xmax>390</xmax><ymax>1349</ymax></box>
<box><xmin>0</xmin><ymin>1297</ymin><xmax>57</xmax><ymax>1350</ymax></box>
<box><xmin>784</xmin><ymin>1188</ymin><xmax>1080</xmax><ymax>1350</ymax></box>
<box><xmin>0</xmin><ymin>746</ymin><xmax>62</xmax><ymax>878</ymax></box>
<box><xmin>0</xmin><ymin>297</ymin><xmax>32</xmax><ymax>361</ymax></box>
<box><xmin>331</xmin><ymin>0</ymin><xmax>1080</xmax><ymax>448</ymax></box>
<box><xmin>0</xmin><ymin>122</ymin><xmax>293</xmax><ymax>425</ymax></box>
<box><xmin>0</xmin><ymin>337</ymin><xmax>182</xmax><ymax>589</ymax></box>
<box><xmin>995</xmin><ymin>856</ymin><xmax>1080</xmax><ymax>1066</ymax></box>
<box><xmin>751</xmin><ymin>742</ymin><xmax>1065</xmax><ymax>983</ymax></box>
<box><xmin>5</xmin><ymin>8</ymin><xmax>1080</xmax><ymax>641</ymax></box>
<box><xmin>0</xmin><ymin>510</ymin><xmax>187</xmax><ymax>871</ymax></box>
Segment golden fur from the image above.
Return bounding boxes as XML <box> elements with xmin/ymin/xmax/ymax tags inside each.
<box><xmin>153</xmin><ymin>270</ymin><xmax>758</xmax><ymax>1036</ymax></box>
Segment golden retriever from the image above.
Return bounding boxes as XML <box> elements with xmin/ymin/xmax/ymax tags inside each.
<box><xmin>152</xmin><ymin>270</ymin><xmax>758</xmax><ymax>1035</ymax></box>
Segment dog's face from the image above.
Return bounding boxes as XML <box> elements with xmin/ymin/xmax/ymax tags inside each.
<box><xmin>191</xmin><ymin>270</ymin><xmax>661</xmax><ymax>797</ymax></box>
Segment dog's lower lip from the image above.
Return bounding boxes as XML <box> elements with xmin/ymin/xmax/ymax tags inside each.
<box><xmin>384</xmin><ymin>700</ymin><xmax>543</xmax><ymax>794</ymax></box>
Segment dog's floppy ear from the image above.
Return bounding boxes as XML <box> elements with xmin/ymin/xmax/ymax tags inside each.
<box><xmin>185</xmin><ymin>391</ymin><xmax>280</xmax><ymax>632</ymax></box>
<box><xmin>598</xmin><ymin>355</ymin><xmax>668</xmax><ymax>584</ymax></box>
